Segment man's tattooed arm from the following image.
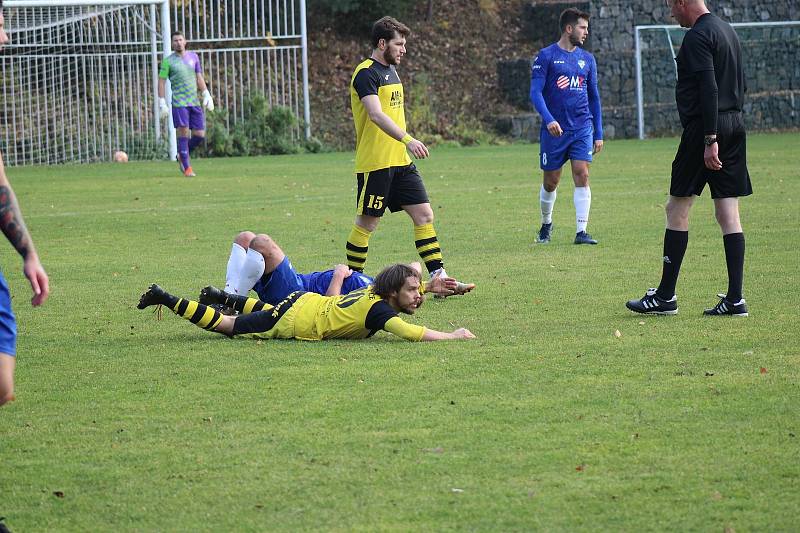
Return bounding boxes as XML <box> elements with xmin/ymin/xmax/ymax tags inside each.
<box><xmin>0</xmin><ymin>185</ymin><xmax>33</xmax><ymax>259</ymax></box>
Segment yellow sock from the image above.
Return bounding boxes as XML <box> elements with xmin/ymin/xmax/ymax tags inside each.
<box><xmin>414</xmin><ymin>223</ymin><xmax>444</xmax><ymax>274</ymax></box>
<box><xmin>346</xmin><ymin>225</ymin><xmax>372</xmax><ymax>272</ymax></box>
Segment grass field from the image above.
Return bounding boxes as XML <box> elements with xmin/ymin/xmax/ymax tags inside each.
<box><xmin>1</xmin><ymin>134</ymin><xmax>799</xmax><ymax>531</ymax></box>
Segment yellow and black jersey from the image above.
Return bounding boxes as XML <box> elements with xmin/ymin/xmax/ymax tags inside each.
<box><xmin>350</xmin><ymin>58</ymin><xmax>412</xmax><ymax>173</ymax></box>
<box><xmin>233</xmin><ymin>288</ymin><xmax>425</xmax><ymax>342</ymax></box>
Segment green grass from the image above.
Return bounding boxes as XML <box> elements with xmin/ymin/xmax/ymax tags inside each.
<box><xmin>1</xmin><ymin>134</ymin><xmax>799</xmax><ymax>531</ymax></box>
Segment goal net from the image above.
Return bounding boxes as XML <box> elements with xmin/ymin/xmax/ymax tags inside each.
<box><xmin>0</xmin><ymin>1</ymin><xmax>168</xmax><ymax>165</ymax></box>
<box><xmin>635</xmin><ymin>21</ymin><xmax>800</xmax><ymax>139</ymax></box>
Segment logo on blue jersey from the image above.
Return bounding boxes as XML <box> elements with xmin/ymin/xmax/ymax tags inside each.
<box><xmin>578</xmin><ymin>59</ymin><xmax>586</xmax><ymax>69</ymax></box>
<box><xmin>556</xmin><ymin>75</ymin><xmax>585</xmax><ymax>91</ymax></box>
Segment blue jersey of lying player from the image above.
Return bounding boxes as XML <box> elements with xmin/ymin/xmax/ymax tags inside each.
<box><xmin>253</xmin><ymin>256</ymin><xmax>374</xmax><ymax>305</ymax></box>
<box><xmin>529</xmin><ymin>43</ymin><xmax>603</xmax><ymax>139</ymax></box>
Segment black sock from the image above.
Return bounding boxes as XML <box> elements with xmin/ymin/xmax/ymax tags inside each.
<box><xmin>656</xmin><ymin>229</ymin><xmax>689</xmax><ymax>300</ymax></box>
<box><xmin>723</xmin><ymin>232</ymin><xmax>745</xmax><ymax>302</ymax></box>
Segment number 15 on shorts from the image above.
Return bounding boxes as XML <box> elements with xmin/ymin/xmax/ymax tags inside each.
<box><xmin>367</xmin><ymin>195</ymin><xmax>384</xmax><ymax>210</ymax></box>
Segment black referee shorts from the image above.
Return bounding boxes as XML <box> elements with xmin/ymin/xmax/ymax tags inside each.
<box><xmin>670</xmin><ymin>112</ymin><xmax>752</xmax><ymax>199</ymax></box>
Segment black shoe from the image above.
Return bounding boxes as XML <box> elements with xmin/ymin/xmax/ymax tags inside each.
<box><xmin>199</xmin><ymin>285</ymin><xmax>226</xmax><ymax>306</ymax></box>
<box><xmin>137</xmin><ymin>284</ymin><xmax>168</xmax><ymax>309</ymax></box>
<box><xmin>626</xmin><ymin>288</ymin><xmax>678</xmax><ymax>315</ymax></box>
<box><xmin>574</xmin><ymin>231</ymin><xmax>598</xmax><ymax>245</ymax></box>
<box><xmin>703</xmin><ymin>294</ymin><xmax>749</xmax><ymax>316</ymax></box>
<box><xmin>536</xmin><ymin>223</ymin><xmax>552</xmax><ymax>243</ymax></box>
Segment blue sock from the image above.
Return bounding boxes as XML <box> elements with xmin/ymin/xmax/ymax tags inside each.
<box><xmin>178</xmin><ymin>137</ymin><xmax>190</xmax><ymax>170</ymax></box>
<box><xmin>188</xmin><ymin>135</ymin><xmax>204</xmax><ymax>152</ymax></box>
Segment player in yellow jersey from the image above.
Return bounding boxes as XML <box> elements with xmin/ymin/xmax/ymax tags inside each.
<box><xmin>137</xmin><ymin>264</ymin><xmax>475</xmax><ymax>342</ymax></box>
<box><xmin>345</xmin><ymin>17</ymin><xmax>472</xmax><ymax>294</ymax></box>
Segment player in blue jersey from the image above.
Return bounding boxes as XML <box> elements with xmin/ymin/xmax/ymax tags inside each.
<box><xmin>215</xmin><ymin>230</ymin><xmax>469</xmax><ymax>309</ymax></box>
<box><xmin>529</xmin><ymin>8</ymin><xmax>604</xmax><ymax>245</ymax></box>
<box><xmin>0</xmin><ymin>0</ymin><xmax>51</xmax><ymax>407</ymax></box>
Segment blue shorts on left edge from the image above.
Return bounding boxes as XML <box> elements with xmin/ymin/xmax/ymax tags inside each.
<box><xmin>540</xmin><ymin>125</ymin><xmax>594</xmax><ymax>171</ymax></box>
<box><xmin>0</xmin><ymin>270</ymin><xmax>17</xmax><ymax>356</ymax></box>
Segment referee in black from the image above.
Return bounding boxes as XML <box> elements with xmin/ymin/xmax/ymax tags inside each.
<box><xmin>627</xmin><ymin>0</ymin><xmax>751</xmax><ymax>316</ymax></box>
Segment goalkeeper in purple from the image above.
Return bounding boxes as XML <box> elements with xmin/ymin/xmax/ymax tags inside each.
<box><xmin>158</xmin><ymin>31</ymin><xmax>214</xmax><ymax>177</ymax></box>
<box><xmin>530</xmin><ymin>8</ymin><xmax>603</xmax><ymax>245</ymax></box>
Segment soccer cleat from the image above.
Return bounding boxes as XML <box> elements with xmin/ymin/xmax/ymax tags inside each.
<box><xmin>703</xmin><ymin>294</ymin><xmax>749</xmax><ymax>317</ymax></box>
<box><xmin>199</xmin><ymin>285</ymin><xmax>226</xmax><ymax>306</ymax></box>
<box><xmin>137</xmin><ymin>284</ymin><xmax>168</xmax><ymax>309</ymax></box>
<box><xmin>536</xmin><ymin>223</ymin><xmax>552</xmax><ymax>243</ymax></box>
<box><xmin>626</xmin><ymin>288</ymin><xmax>678</xmax><ymax>315</ymax></box>
<box><xmin>574</xmin><ymin>231</ymin><xmax>598</xmax><ymax>245</ymax></box>
<box><xmin>183</xmin><ymin>166</ymin><xmax>196</xmax><ymax>177</ymax></box>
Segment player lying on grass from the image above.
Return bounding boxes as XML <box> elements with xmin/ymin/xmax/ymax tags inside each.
<box><xmin>217</xmin><ymin>230</ymin><xmax>474</xmax><ymax>307</ymax></box>
<box><xmin>138</xmin><ymin>263</ymin><xmax>476</xmax><ymax>342</ymax></box>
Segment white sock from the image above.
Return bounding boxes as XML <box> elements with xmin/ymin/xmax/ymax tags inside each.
<box><xmin>234</xmin><ymin>248</ymin><xmax>266</xmax><ymax>296</ymax></box>
<box><xmin>574</xmin><ymin>186</ymin><xmax>591</xmax><ymax>233</ymax></box>
<box><xmin>540</xmin><ymin>185</ymin><xmax>557</xmax><ymax>225</ymax></box>
<box><xmin>224</xmin><ymin>243</ymin><xmax>247</xmax><ymax>293</ymax></box>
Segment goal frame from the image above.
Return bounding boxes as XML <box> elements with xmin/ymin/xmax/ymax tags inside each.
<box><xmin>634</xmin><ymin>20</ymin><xmax>800</xmax><ymax>140</ymax></box>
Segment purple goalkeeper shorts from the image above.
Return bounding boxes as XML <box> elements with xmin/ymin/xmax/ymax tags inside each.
<box><xmin>172</xmin><ymin>106</ymin><xmax>205</xmax><ymax>130</ymax></box>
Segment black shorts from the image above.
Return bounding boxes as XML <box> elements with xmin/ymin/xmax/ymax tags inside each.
<box><xmin>356</xmin><ymin>163</ymin><xmax>429</xmax><ymax>217</ymax></box>
<box><xmin>670</xmin><ymin>112</ymin><xmax>752</xmax><ymax>199</ymax></box>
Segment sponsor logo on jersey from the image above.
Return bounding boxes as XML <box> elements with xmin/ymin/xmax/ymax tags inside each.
<box><xmin>554</xmin><ymin>60</ymin><xmax>565</xmax><ymax>64</ymax></box>
<box><xmin>389</xmin><ymin>89</ymin><xmax>403</xmax><ymax>108</ymax></box>
<box><xmin>385</xmin><ymin>75</ymin><xmax>390</xmax><ymax>81</ymax></box>
<box><xmin>556</xmin><ymin>75</ymin><xmax>585</xmax><ymax>90</ymax></box>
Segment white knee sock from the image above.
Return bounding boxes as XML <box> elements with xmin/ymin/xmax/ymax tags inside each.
<box><xmin>574</xmin><ymin>186</ymin><xmax>591</xmax><ymax>233</ymax></box>
<box><xmin>224</xmin><ymin>243</ymin><xmax>247</xmax><ymax>293</ymax></box>
<box><xmin>234</xmin><ymin>248</ymin><xmax>266</xmax><ymax>296</ymax></box>
<box><xmin>540</xmin><ymin>185</ymin><xmax>557</xmax><ymax>225</ymax></box>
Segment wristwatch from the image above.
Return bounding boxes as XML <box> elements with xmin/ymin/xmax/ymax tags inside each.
<box><xmin>704</xmin><ymin>135</ymin><xmax>717</xmax><ymax>146</ymax></box>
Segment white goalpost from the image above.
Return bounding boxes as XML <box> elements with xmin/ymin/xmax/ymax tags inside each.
<box><xmin>1</xmin><ymin>0</ymin><xmax>177</xmax><ymax>165</ymax></box>
<box><xmin>634</xmin><ymin>20</ymin><xmax>800</xmax><ymax>139</ymax></box>
<box><xmin>1</xmin><ymin>0</ymin><xmax>311</xmax><ymax>166</ymax></box>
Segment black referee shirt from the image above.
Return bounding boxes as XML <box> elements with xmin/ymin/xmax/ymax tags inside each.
<box><xmin>675</xmin><ymin>13</ymin><xmax>745</xmax><ymax>130</ymax></box>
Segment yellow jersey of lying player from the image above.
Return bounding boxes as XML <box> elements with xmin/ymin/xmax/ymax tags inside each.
<box><xmin>235</xmin><ymin>287</ymin><xmax>425</xmax><ymax>342</ymax></box>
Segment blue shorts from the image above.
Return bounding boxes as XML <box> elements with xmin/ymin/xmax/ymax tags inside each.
<box><xmin>298</xmin><ymin>270</ymin><xmax>373</xmax><ymax>295</ymax></box>
<box><xmin>252</xmin><ymin>256</ymin><xmax>305</xmax><ymax>305</ymax></box>
<box><xmin>0</xmin><ymin>271</ymin><xmax>17</xmax><ymax>356</ymax></box>
<box><xmin>539</xmin><ymin>126</ymin><xmax>594</xmax><ymax>171</ymax></box>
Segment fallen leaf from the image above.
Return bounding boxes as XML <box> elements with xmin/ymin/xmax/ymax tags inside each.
<box><xmin>743</xmin><ymin>350</ymin><xmax>754</xmax><ymax>355</ymax></box>
<box><xmin>576</xmin><ymin>464</ymin><xmax>586</xmax><ymax>472</ymax></box>
<box><xmin>613</xmin><ymin>330</ymin><xmax>622</xmax><ymax>338</ymax></box>
<box><xmin>638</xmin><ymin>321</ymin><xmax>645</xmax><ymax>325</ymax></box>
<box><xmin>451</xmin><ymin>488</ymin><xmax>464</xmax><ymax>493</ymax></box>
<box><xmin>760</xmin><ymin>367</ymin><xmax>767</xmax><ymax>374</ymax></box>
<box><xmin>712</xmin><ymin>490</ymin><xmax>723</xmax><ymax>501</ymax></box>
<box><xmin>53</xmin><ymin>491</ymin><xmax>65</xmax><ymax>498</ymax></box>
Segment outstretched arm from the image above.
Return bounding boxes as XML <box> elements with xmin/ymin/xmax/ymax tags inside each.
<box><xmin>0</xmin><ymin>152</ymin><xmax>50</xmax><ymax>306</ymax></box>
<box><xmin>382</xmin><ymin>317</ymin><xmax>475</xmax><ymax>341</ymax></box>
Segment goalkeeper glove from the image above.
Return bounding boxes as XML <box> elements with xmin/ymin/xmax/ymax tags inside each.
<box><xmin>202</xmin><ymin>90</ymin><xmax>214</xmax><ymax>111</ymax></box>
<box><xmin>159</xmin><ymin>98</ymin><xmax>169</xmax><ymax>115</ymax></box>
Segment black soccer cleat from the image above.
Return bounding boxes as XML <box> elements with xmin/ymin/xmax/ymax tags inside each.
<box><xmin>574</xmin><ymin>231</ymin><xmax>598</xmax><ymax>245</ymax></box>
<box><xmin>703</xmin><ymin>294</ymin><xmax>749</xmax><ymax>317</ymax></box>
<box><xmin>199</xmin><ymin>285</ymin><xmax>226</xmax><ymax>306</ymax></box>
<box><xmin>626</xmin><ymin>288</ymin><xmax>678</xmax><ymax>315</ymax></box>
<box><xmin>536</xmin><ymin>223</ymin><xmax>553</xmax><ymax>243</ymax></box>
<box><xmin>137</xmin><ymin>284</ymin><xmax>168</xmax><ymax>309</ymax></box>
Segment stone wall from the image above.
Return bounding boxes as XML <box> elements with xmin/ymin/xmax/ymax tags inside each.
<box><xmin>497</xmin><ymin>0</ymin><xmax>799</xmax><ymax>139</ymax></box>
